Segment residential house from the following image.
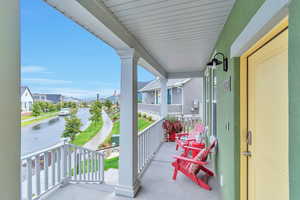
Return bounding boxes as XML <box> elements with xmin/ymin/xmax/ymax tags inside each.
<box><xmin>2</xmin><ymin>1</ymin><xmax>300</xmax><ymax>200</ymax></box>
<box><xmin>107</xmin><ymin>82</ymin><xmax>148</xmax><ymax>104</ymax></box>
<box><xmin>62</xmin><ymin>96</ymin><xmax>81</xmax><ymax>103</ymax></box>
<box><xmin>20</xmin><ymin>86</ymin><xmax>34</xmax><ymax>113</ymax></box>
<box><xmin>33</xmin><ymin>93</ymin><xmax>63</xmax><ymax>104</ymax></box>
<box><xmin>139</xmin><ymin>78</ymin><xmax>202</xmax><ymax>116</ymax></box>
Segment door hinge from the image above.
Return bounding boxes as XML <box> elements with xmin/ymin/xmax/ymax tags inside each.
<box><xmin>241</xmin><ymin>151</ymin><xmax>252</xmax><ymax>157</ymax></box>
<box><xmin>247</xmin><ymin>130</ymin><xmax>252</xmax><ymax>145</ymax></box>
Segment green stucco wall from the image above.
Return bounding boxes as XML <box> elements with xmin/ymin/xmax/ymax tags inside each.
<box><xmin>289</xmin><ymin>1</ymin><xmax>300</xmax><ymax>200</ymax></box>
<box><xmin>211</xmin><ymin>0</ymin><xmax>300</xmax><ymax>200</ymax></box>
<box><xmin>211</xmin><ymin>1</ymin><xmax>265</xmax><ymax>200</ymax></box>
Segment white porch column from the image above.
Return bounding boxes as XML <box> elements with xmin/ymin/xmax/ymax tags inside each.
<box><xmin>0</xmin><ymin>1</ymin><xmax>20</xmax><ymax>199</ymax></box>
<box><xmin>115</xmin><ymin>48</ymin><xmax>140</xmax><ymax>197</ymax></box>
<box><xmin>160</xmin><ymin>78</ymin><xmax>168</xmax><ymax>117</ymax></box>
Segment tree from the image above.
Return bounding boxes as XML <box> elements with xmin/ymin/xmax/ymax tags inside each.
<box><xmin>62</xmin><ymin>115</ymin><xmax>82</xmax><ymax>141</ymax></box>
<box><xmin>81</xmin><ymin>102</ymin><xmax>88</xmax><ymax>108</ymax></box>
<box><xmin>48</xmin><ymin>103</ymin><xmax>56</xmax><ymax>112</ymax></box>
<box><xmin>32</xmin><ymin>103</ymin><xmax>42</xmax><ymax>117</ymax></box>
<box><xmin>56</xmin><ymin>103</ymin><xmax>62</xmax><ymax>111</ymax></box>
<box><xmin>89</xmin><ymin>101</ymin><xmax>102</xmax><ymax>122</ymax></box>
<box><xmin>104</xmin><ymin>100</ymin><xmax>112</xmax><ymax>111</ymax></box>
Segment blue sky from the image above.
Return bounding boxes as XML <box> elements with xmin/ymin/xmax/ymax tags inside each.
<box><xmin>21</xmin><ymin>0</ymin><xmax>154</xmax><ymax>98</ymax></box>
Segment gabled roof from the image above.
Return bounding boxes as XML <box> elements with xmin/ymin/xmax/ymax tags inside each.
<box><xmin>139</xmin><ymin>78</ymin><xmax>191</xmax><ymax>92</ymax></box>
<box><xmin>20</xmin><ymin>86</ymin><xmax>33</xmax><ymax>97</ymax></box>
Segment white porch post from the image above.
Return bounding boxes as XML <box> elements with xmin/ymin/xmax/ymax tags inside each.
<box><xmin>0</xmin><ymin>1</ymin><xmax>20</xmax><ymax>199</ymax></box>
<box><xmin>115</xmin><ymin>48</ymin><xmax>140</xmax><ymax>197</ymax></box>
<box><xmin>160</xmin><ymin>78</ymin><xmax>168</xmax><ymax>117</ymax></box>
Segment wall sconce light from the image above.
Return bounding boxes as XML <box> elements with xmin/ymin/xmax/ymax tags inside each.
<box><xmin>207</xmin><ymin>52</ymin><xmax>228</xmax><ymax>72</ymax></box>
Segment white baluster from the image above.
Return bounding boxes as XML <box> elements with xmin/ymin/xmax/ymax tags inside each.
<box><xmin>57</xmin><ymin>148</ymin><xmax>61</xmax><ymax>183</ymax></box>
<box><xmin>51</xmin><ymin>150</ymin><xmax>56</xmax><ymax>186</ymax></box>
<box><xmin>35</xmin><ymin>154</ymin><xmax>41</xmax><ymax>196</ymax></box>
<box><xmin>44</xmin><ymin>152</ymin><xmax>49</xmax><ymax>192</ymax></box>
<box><xmin>26</xmin><ymin>158</ymin><xmax>33</xmax><ymax>200</ymax></box>
<box><xmin>62</xmin><ymin>144</ymin><xmax>67</xmax><ymax>183</ymax></box>
<box><xmin>78</xmin><ymin>149</ymin><xmax>82</xmax><ymax>181</ymax></box>
<box><xmin>74</xmin><ymin>148</ymin><xmax>77</xmax><ymax>181</ymax></box>
<box><xmin>87</xmin><ymin>152</ymin><xmax>90</xmax><ymax>181</ymax></box>
<box><xmin>68</xmin><ymin>146</ymin><xmax>71</xmax><ymax>179</ymax></box>
<box><xmin>83</xmin><ymin>150</ymin><xmax>86</xmax><ymax>180</ymax></box>
<box><xmin>92</xmin><ymin>153</ymin><xmax>96</xmax><ymax>181</ymax></box>
<box><xmin>100</xmin><ymin>154</ymin><xmax>104</xmax><ymax>183</ymax></box>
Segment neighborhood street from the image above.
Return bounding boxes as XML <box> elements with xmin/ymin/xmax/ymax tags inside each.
<box><xmin>21</xmin><ymin>108</ymin><xmax>90</xmax><ymax>156</ymax></box>
<box><xmin>84</xmin><ymin>110</ymin><xmax>113</xmax><ymax>150</ymax></box>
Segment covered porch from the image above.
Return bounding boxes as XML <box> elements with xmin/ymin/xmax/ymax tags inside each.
<box><xmin>44</xmin><ymin>142</ymin><xmax>221</xmax><ymax>200</ymax></box>
<box><xmin>1</xmin><ymin>0</ymin><xmax>300</xmax><ymax>200</ymax></box>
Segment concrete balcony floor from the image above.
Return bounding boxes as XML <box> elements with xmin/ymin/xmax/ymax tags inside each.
<box><xmin>44</xmin><ymin>143</ymin><xmax>221</xmax><ymax>200</ymax></box>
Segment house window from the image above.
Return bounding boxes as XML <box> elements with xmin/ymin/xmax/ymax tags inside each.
<box><xmin>212</xmin><ymin>72</ymin><xmax>217</xmax><ymax>137</ymax></box>
<box><xmin>167</xmin><ymin>88</ymin><xmax>172</xmax><ymax>104</ymax></box>
<box><xmin>155</xmin><ymin>90</ymin><xmax>160</xmax><ymax>104</ymax></box>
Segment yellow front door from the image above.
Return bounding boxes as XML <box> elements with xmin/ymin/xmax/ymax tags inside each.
<box><xmin>247</xmin><ymin>28</ymin><xmax>289</xmax><ymax>200</ymax></box>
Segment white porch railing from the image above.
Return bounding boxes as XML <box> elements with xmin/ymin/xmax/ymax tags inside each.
<box><xmin>21</xmin><ymin>142</ymin><xmax>104</xmax><ymax>200</ymax></box>
<box><xmin>138</xmin><ymin>118</ymin><xmax>164</xmax><ymax>175</ymax></box>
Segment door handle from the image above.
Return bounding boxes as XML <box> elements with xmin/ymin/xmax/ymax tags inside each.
<box><xmin>242</xmin><ymin>151</ymin><xmax>252</xmax><ymax>157</ymax></box>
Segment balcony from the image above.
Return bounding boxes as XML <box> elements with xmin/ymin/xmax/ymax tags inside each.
<box><xmin>21</xmin><ymin>117</ymin><xmax>219</xmax><ymax>200</ymax></box>
<box><xmin>138</xmin><ymin>103</ymin><xmax>182</xmax><ymax>116</ymax></box>
<box><xmin>39</xmin><ymin>143</ymin><xmax>220</xmax><ymax>200</ymax></box>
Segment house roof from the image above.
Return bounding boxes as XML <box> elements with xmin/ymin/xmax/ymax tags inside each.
<box><xmin>20</xmin><ymin>86</ymin><xmax>33</xmax><ymax>97</ymax></box>
<box><xmin>139</xmin><ymin>78</ymin><xmax>190</xmax><ymax>92</ymax></box>
<box><xmin>20</xmin><ymin>86</ymin><xmax>27</xmax><ymax>96</ymax></box>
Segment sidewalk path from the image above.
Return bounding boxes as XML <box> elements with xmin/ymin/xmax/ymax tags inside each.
<box><xmin>84</xmin><ymin>110</ymin><xmax>113</xmax><ymax>151</ymax></box>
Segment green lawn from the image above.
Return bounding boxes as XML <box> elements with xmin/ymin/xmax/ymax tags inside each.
<box><xmin>138</xmin><ymin>117</ymin><xmax>153</xmax><ymax>131</ymax></box>
<box><xmin>71</xmin><ymin>156</ymin><xmax>119</xmax><ymax>175</ymax></box>
<box><xmin>21</xmin><ymin>112</ymin><xmax>59</xmax><ymax>127</ymax></box>
<box><xmin>71</xmin><ymin>117</ymin><xmax>103</xmax><ymax>146</ymax></box>
<box><xmin>21</xmin><ymin>115</ymin><xmax>34</xmax><ymax>121</ymax></box>
<box><xmin>111</xmin><ymin>120</ymin><xmax>120</xmax><ymax>135</ymax></box>
<box><xmin>99</xmin><ymin>117</ymin><xmax>153</xmax><ymax>170</ymax></box>
<box><xmin>104</xmin><ymin>156</ymin><xmax>119</xmax><ymax>171</ymax></box>
<box><xmin>101</xmin><ymin>117</ymin><xmax>153</xmax><ymax>148</ymax></box>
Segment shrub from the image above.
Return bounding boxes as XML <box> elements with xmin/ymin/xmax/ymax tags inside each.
<box><xmin>112</xmin><ymin>116</ymin><xmax>118</xmax><ymax>122</ymax></box>
<box><xmin>62</xmin><ymin>115</ymin><xmax>83</xmax><ymax>141</ymax></box>
<box><xmin>147</xmin><ymin>116</ymin><xmax>153</xmax><ymax>121</ymax></box>
<box><xmin>138</xmin><ymin>112</ymin><xmax>142</xmax><ymax>117</ymax></box>
<box><xmin>32</xmin><ymin>103</ymin><xmax>42</xmax><ymax>117</ymax></box>
<box><xmin>142</xmin><ymin>113</ymin><xmax>147</xmax><ymax>119</ymax></box>
<box><xmin>89</xmin><ymin>101</ymin><xmax>102</xmax><ymax>122</ymax></box>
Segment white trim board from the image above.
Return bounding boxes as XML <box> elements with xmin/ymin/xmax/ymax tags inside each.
<box><xmin>230</xmin><ymin>0</ymin><xmax>289</xmax><ymax>57</ymax></box>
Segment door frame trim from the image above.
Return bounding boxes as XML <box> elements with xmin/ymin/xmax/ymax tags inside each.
<box><xmin>231</xmin><ymin>0</ymin><xmax>289</xmax><ymax>58</ymax></box>
<box><xmin>240</xmin><ymin>17</ymin><xmax>288</xmax><ymax>200</ymax></box>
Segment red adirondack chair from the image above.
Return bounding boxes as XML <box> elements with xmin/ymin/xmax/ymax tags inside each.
<box><xmin>172</xmin><ymin>136</ymin><xmax>217</xmax><ymax>190</ymax></box>
<box><xmin>175</xmin><ymin>123</ymin><xmax>205</xmax><ymax>151</ymax></box>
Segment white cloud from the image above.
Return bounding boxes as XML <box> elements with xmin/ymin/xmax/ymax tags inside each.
<box><xmin>22</xmin><ymin>78</ymin><xmax>72</xmax><ymax>85</ymax></box>
<box><xmin>21</xmin><ymin>66</ymin><xmax>52</xmax><ymax>74</ymax></box>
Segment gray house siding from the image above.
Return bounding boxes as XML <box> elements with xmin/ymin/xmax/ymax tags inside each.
<box><xmin>182</xmin><ymin>77</ymin><xmax>203</xmax><ymax>116</ymax></box>
<box><xmin>142</xmin><ymin>91</ymin><xmax>155</xmax><ymax>104</ymax></box>
<box><xmin>171</xmin><ymin>87</ymin><xmax>182</xmax><ymax>104</ymax></box>
<box><xmin>139</xmin><ymin>78</ymin><xmax>203</xmax><ymax>116</ymax></box>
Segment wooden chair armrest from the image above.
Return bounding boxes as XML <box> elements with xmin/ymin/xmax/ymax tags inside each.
<box><xmin>183</xmin><ymin>146</ymin><xmax>205</xmax><ymax>151</ymax></box>
<box><xmin>173</xmin><ymin>155</ymin><xmax>208</xmax><ymax>165</ymax></box>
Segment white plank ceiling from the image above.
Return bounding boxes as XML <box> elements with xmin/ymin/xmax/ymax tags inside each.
<box><xmin>101</xmin><ymin>0</ymin><xmax>235</xmax><ymax>73</ymax></box>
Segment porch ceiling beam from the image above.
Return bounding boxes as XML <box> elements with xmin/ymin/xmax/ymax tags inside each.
<box><xmin>168</xmin><ymin>71</ymin><xmax>204</xmax><ymax>79</ymax></box>
<box><xmin>44</xmin><ymin>0</ymin><xmax>167</xmax><ymax>78</ymax></box>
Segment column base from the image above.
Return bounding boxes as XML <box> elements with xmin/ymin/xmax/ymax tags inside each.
<box><xmin>115</xmin><ymin>180</ymin><xmax>141</xmax><ymax>198</ymax></box>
